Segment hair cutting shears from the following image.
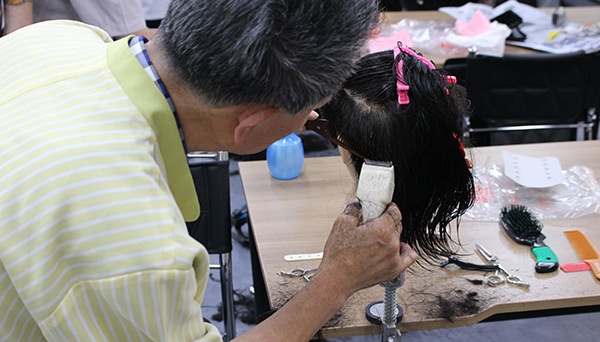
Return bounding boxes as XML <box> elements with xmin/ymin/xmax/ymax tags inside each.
<box><xmin>279</xmin><ymin>267</ymin><xmax>317</xmax><ymax>282</ymax></box>
<box><xmin>476</xmin><ymin>244</ymin><xmax>530</xmax><ymax>288</ymax></box>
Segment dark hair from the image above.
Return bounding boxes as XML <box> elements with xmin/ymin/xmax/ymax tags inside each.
<box><xmin>318</xmin><ymin>48</ymin><xmax>476</xmax><ymax>263</ymax></box>
<box><xmin>155</xmin><ymin>0</ymin><xmax>380</xmax><ymax>114</ymax></box>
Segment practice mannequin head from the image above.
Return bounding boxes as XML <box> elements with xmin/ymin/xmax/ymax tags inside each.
<box><xmin>318</xmin><ymin>46</ymin><xmax>476</xmax><ymax>262</ymax></box>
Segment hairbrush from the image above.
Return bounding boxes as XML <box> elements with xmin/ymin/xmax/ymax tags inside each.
<box><xmin>499</xmin><ymin>204</ymin><xmax>559</xmax><ymax>273</ymax></box>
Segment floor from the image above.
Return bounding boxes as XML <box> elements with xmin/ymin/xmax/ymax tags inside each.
<box><xmin>200</xmin><ymin>136</ymin><xmax>600</xmax><ymax>341</ymax></box>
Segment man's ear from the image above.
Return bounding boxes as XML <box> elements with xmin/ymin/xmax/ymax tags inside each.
<box><xmin>233</xmin><ymin>106</ymin><xmax>279</xmax><ymax>143</ymax></box>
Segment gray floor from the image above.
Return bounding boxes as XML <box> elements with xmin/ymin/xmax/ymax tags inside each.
<box><xmin>201</xmin><ymin>143</ymin><xmax>600</xmax><ymax>341</ymax></box>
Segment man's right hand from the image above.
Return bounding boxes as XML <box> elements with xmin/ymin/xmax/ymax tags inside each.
<box><xmin>314</xmin><ymin>197</ymin><xmax>418</xmax><ymax>299</ymax></box>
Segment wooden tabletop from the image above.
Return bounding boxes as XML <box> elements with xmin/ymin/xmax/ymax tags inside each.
<box><xmin>378</xmin><ymin>6</ymin><xmax>600</xmax><ymax>65</ymax></box>
<box><xmin>239</xmin><ymin>140</ymin><xmax>600</xmax><ymax>339</ymax></box>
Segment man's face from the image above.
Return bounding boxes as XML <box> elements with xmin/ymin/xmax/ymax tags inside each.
<box><xmin>226</xmin><ymin>109</ymin><xmax>308</xmax><ymax>155</ymax></box>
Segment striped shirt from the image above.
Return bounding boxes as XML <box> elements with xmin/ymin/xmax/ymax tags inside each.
<box><xmin>0</xmin><ymin>20</ymin><xmax>220</xmax><ymax>341</ymax></box>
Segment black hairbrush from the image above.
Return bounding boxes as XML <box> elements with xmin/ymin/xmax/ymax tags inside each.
<box><xmin>499</xmin><ymin>205</ymin><xmax>559</xmax><ymax>273</ymax></box>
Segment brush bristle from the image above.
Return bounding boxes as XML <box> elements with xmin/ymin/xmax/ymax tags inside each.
<box><xmin>500</xmin><ymin>204</ymin><xmax>543</xmax><ymax>239</ymax></box>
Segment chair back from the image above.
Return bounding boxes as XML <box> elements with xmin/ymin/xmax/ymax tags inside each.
<box><xmin>399</xmin><ymin>0</ymin><xmax>469</xmax><ymax>10</ymax></box>
<box><xmin>186</xmin><ymin>152</ymin><xmax>232</xmax><ymax>254</ymax></box>
<box><xmin>443</xmin><ymin>57</ymin><xmax>467</xmax><ymax>86</ymax></box>
<box><xmin>186</xmin><ymin>151</ymin><xmax>236</xmax><ymax>340</ymax></box>
<box><xmin>464</xmin><ymin>51</ymin><xmax>599</xmax><ymax>146</ymax></box>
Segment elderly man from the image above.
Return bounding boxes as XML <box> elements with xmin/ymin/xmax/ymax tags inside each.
<box><xmin>0</xmin><ymin>1</ymin><xmax>417</xmax><ymax>340</ymax></box>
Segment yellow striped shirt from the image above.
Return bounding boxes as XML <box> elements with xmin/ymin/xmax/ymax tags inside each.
<box><xmin>0</xmin><ymin>20</ymin><xmax>221</xmax><ymax>341</ymax></box>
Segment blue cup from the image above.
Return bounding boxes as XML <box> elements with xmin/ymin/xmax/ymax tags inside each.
<box><xmin>266</xmin><ymin>133</ymin><xmax>304</xmax><ymax>180</ymax></box>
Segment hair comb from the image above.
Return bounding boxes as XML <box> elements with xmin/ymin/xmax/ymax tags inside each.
<box><xmin>305</xmin><ymin>118</ymin><xmax>367</xmax><ymax>160</ymax></box>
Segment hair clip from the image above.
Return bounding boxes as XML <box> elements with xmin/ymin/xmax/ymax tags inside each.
<box><xmin>393</xmin><ymin>42</ymin><xmax>436</xmax><ymax>105</ymax></box>
<box><xmin>453</xmin><ymin>133</ymin><xmax>473</xmax><ymax>169</ymax></box>
<box><xmin>444</xmin><ymin>75</ymin><xmax>457</xmax><ymax>95</ymax></box>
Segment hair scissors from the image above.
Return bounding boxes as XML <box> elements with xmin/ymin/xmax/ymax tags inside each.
<box><xmin>279</xmin><ymin>267</ymin><xmax>317</xmax><ymax>282</ymax></box>
<box><xmin>476</xmin><ymin>244</ymin><xmax>530</xmax><ymax>288</ymax></box>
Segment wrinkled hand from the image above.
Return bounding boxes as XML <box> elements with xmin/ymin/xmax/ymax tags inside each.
<box><xmin>315</xmin><ymin>197</ymin><xmax>418</xmax><ymax>296</ymax></box>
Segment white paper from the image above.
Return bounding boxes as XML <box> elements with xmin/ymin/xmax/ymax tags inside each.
<box><xmin>508</xmin><ymin>22</ymin><xmax>600</xmax><ymax>54</ymax></box>
<box><xmin>502</xmin><ymin>151</ymin><xmax>564</xmax><ymax>188</ymax></box>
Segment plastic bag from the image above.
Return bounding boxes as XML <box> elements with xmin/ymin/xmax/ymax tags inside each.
<box><xmin>464</xmin><ymin>164</ymin><xmax>600</xmax><ymax>221</ymax></box>
<box><xmin>383</xmin><ymin>19</ymin><xmax>466</xmax><ymax>58</ymax></box>
<box><xmin>444</xmin><ymin>21</ymin><xmax>512</xmax><ymax>57</ymax></box>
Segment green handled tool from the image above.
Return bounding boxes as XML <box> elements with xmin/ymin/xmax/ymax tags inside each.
<box><xmin>499</xmin><ymin>205</ymin><xmax>559</xmax><ymax>273</ymax></box>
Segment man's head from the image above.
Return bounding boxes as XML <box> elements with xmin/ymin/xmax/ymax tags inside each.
<box><xmin>155</xmin><ymin>0</ymin><xmax>380</xmax><ymax>115</ymax></box>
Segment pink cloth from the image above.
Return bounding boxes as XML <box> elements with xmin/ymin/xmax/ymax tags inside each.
<box><xmin>455</xmin><ymin>10</ymin><xmax>491</xmax><ymax>37</ymax></box>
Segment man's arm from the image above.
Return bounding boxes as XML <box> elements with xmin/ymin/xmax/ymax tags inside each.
<box><xmin>3</xmin><ymin>0</ymin><xmax>33</xmax><ymax>35</ymax></box>
<box><xmin>236</xmin><ymin>198</ymin><xmax>418</xmax><ymax>341</ymax></box>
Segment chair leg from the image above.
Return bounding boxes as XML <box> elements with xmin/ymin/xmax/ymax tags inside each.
<box><xmin>220</xmin><ymin>252</ymin><xmax>236</xmax><ymax>341</ymax></box>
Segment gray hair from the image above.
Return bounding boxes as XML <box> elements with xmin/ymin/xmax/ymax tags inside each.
<box><xmin>155</xmin><ymin>0</ymin><xmax>380</xmax><ymax>114</ymax></box>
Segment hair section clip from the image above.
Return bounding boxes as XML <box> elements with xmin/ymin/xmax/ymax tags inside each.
<box><xmin>393</xmin><ymin>42</ymin><xmax>436</xmax><ymax>105</ymax></box>
<box><xmin>453</xmin><ymin>133</ymin><xmax>473</xmax><ymax>169</ymax></box>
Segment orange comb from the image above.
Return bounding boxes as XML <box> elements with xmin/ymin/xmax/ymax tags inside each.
<box><xmin>564</xmin><ymin>230</ymin><xmax>600</xmax><ymax>280</ymax></box>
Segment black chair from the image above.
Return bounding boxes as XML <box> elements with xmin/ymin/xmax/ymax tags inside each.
<box><xmin>186</xmin><ymin>151</ymin><xmax>236</xmax><ymax>341</ymax></box>
<box><xmin>379</xmin><ymin>0</ymin><xmax>403</xmax><ymax>11</ymax></box>
<box><xmin>399</xmin><ymin>0</ymin><xmax>470</xmax><ymax>11</ymax></box>
<box><xmin>442</xmin><ymin>57</ymin><xmax>467</xmax><ymax>86</ymax></box>
<box><xmin>560</xmin><ymin>0</ymin><xmax>600</xmax><ymax>6</ymax></box>
<box><xmin>462</xmin><ymin>50</ymin><xmax>599</xmax><ymax>146</ymax></box>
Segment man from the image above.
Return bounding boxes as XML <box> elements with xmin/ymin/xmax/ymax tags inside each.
<box><xmin>0</xmin><ymin>0</ymin><xmax>31</xmax><ymax>36</ymax></box>
<box><xmin>0</xmin><ymin>0</ymin><xmax>417</xmax><ymax>340</ymax></box>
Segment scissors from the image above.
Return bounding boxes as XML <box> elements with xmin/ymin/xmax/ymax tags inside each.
<box><xmin>476</xmin><ymin>244</ymin><xmax>530</xmax><ymax>288</ymax></box>
<box><xmin>279</xmin><ymin>267</ymin><xmax>317</xmax><ymax>282</ymax></box>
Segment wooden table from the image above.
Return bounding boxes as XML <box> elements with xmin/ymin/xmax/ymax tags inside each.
<box><xmin>379</xmin><ymin>6</ymin><xmax>600</xmax><ymax>65</ymax></box>
<box><xmin>239</xmin><ymin>140</ymin><xmax>600</xmax><ymax>339</ymax></box>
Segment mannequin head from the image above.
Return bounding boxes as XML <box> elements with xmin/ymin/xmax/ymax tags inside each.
<box><xmin>317</xmin><ymin>45</ymin><xmax>475</xmax><ymax>262</ymax></box>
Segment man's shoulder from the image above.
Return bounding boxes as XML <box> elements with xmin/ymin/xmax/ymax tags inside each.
<box><xmin>20</xmin><ymin>19</ymin><xmax>113</xmax><ymax>43</ymax></box>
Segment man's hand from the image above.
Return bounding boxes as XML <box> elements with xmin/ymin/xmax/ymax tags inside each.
<box><xmin>315</xmin><ymin>197</ymin><xmax>417</xmax><ymax>297</ymax></box>
<box><xmin>237</xmin><ymin>197</ymin><xmax>417</xmax><ymax>341</ymax></box>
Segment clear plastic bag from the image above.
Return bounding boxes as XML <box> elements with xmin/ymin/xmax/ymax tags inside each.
<box><xmin>464</xmin><ymin>164</ymin><xmax>600</xmax><ymax>221</ymax></box>
<box><xmin>386</xmin><ymin>19</ymin><xmax>467</xmax><ymax>58</ymax></box>
<box><xmin>382</xmin><ymin>18</ymin><xmax>511</xmax><ymax>58</ymax></box>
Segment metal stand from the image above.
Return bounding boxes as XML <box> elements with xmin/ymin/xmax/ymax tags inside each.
<box><xmin>212</xmin><ymin>252</ymin><xmax>235</xmax><ymax>341</ymax></box>
<box><xmin>365</xmin><ymin>272</ymin><xmax>405</xmax><ymax>342</ymax></box>
<box><xmin>355</xmin><ymin>161</ymin><xmax>401</xmax><ymax>341</ymax></box>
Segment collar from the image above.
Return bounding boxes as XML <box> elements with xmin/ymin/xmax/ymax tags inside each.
<box><xmin>128</xmin><ymin>35</ymin><xmax>187</xmax><ymax>153</ymax></box>
<box><xmin>107</xmin><ymin>36</ymin><xmax>199</xmax><ymax>222</ymax></box>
